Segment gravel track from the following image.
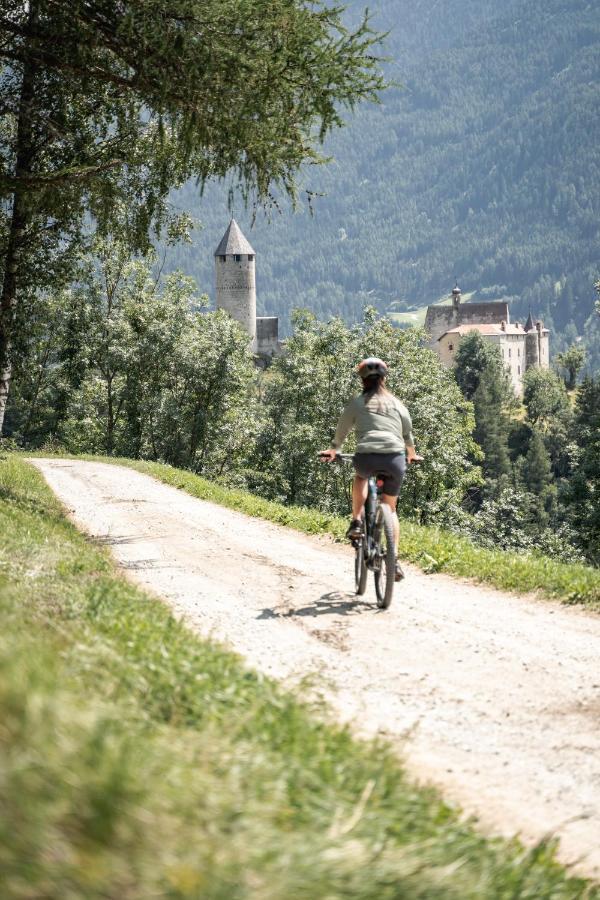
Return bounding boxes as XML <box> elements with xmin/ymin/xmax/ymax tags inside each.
<box><xmin>30</xmin><ymin>458</ymin><xmax>600</xmax><ymax>878</ymax></box>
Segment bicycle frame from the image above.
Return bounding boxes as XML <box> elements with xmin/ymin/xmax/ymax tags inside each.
<box><xmin>362</xmin><ymin>475</ymin><xmax>385</xmax><ymax>566</ymax></box>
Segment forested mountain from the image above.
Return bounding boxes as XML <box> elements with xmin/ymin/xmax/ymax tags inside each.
<box><xmin>167</xmin><ymin>0</ymin><xmax>600</xmax><ymax>366</ymax></box>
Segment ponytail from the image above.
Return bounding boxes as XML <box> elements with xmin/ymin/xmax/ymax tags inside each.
<box><xmin>361</xmin><ymin>374</ymin><xmax>393</xmax><ymax>413</ymax></box>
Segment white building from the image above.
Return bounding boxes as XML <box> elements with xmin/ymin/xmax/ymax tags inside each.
<box><xmin>425</xmin><ymin>286</ymin><xmax>550</xmax><ymax>393</ymax></box>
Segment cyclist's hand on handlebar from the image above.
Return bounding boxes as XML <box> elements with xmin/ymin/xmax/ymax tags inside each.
<box><xmin>407</xmin><ymin>450</ymin><xmax>424</xmax><ymax>464</ymax></box>
<box><xmin>318</xmin><ymin>449</ymin><xmax>337</xmax><ymax>462</ymax></box>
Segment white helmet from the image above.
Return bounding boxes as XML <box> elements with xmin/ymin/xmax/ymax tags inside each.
<box><xmin>357</xmin><ymin>357</ymin><xmax>388</xmax><ymax>378</ymax></box>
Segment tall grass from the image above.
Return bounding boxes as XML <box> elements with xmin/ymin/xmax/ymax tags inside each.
<box><xmin>0</xmin><ymin>454</ymin><xmax>597</xmax><ymax>896</ymax></box>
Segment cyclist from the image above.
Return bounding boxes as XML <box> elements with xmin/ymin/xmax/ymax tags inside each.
<box><xmin>320</xmin><ymin>357</ymin><xmax>421</xmax><ymax>580</ymax></box>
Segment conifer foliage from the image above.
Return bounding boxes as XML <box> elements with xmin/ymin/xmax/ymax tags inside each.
<box><xmin>567</xmin><ymin>377</ymin><xmax>600</xmax><ymax>564</ymax></box>
<box><xmin>0</xmin><ymin>0</ymin><xmax>385</xmax><ymax>433</ymax></box>
<box><xmin>454</xmin><ymin>332</ymin><xmax>514</xmax><ymax>483</ymax></box>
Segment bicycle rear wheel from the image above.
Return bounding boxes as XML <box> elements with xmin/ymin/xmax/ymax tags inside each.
<box><xmin>373</xmin><ymin>504</ymin><xmax>396</xmax><ymax>609</ymax></box>
<box><xmin>354</xmin><ymin>539</ymin><xmax>368</xmax><ymax>595</ymax></box>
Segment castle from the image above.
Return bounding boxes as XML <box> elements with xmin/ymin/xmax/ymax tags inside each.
<box><xmin>214</xmin><ymin>218</ymin><xmax>280</xmax><ymax>360</ymax></box>
<box><xmin>425</xmin><ymin>285</ymin><xmax>549</xmax><ymax>393</ymax></box>
<box><xmin>213</xmin><ymin>221</ymin><xmax>549</xmax><ymax>390</ymax></box>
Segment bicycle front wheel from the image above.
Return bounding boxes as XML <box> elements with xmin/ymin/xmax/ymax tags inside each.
<box><xmin>373</xmin><ymin>504</ymin><xmax>396</xmax><ymax>609</ymax></box>
<box><xmin>354</xmin><ymin>539</ymin><xmax>368</xmax><ymax>595</ymax></box>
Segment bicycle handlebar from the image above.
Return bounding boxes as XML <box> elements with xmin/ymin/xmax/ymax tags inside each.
<box><xmin>318</xmin><ymin>451</ymin><xmax>423</xmax><ymax>465</ymax></box>
<box><xmin>318</xmin><ymin>451</ymin><xmax>354</xmax><ymax>463</ymax></box>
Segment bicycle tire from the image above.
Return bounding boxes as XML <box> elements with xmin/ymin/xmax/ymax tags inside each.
<box><xmin>373</xmin><ymin>504</ymin><xmax>396</xmax><ymax>609</ymax></box>
<box><xmin>354</xmin><ymin>539</ymin><xmax>368</xmax><ymax>595</ymax></box>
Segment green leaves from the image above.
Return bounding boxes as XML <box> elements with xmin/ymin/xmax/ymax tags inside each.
<box><xmin>0</xmin><ymin>0</ymin><xmax>386</xmax><ymax>433</ymax></box>
<box><xmin>522</xmin><ymin>368</ymin><xmax>570</xmax><ymax>428</ymax></box>
<box><xmin>555</xmin><ymin>344</ymin><xmax>587</xmax><ymax>391</ymax></box>
<box><xmin>1</xmin><ymin>0</ymin><xmax>386</xmax><ymax>205</ymax></box>
<box><xmin>253</xmin><ymin>309</ymin><xmax>479</xmax><ymax>522</ymax></box>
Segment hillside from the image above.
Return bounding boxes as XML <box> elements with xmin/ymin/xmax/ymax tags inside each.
<box><xmin>165</xmin><ymin>0</ymin><xmax>600</xmax><ymax>366</ymax></box>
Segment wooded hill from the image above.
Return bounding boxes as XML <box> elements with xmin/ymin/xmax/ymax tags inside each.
<box><xmin>168</xmin><ymin>0</ymin><xmax>600</xmax><ymax>367</ymax></box>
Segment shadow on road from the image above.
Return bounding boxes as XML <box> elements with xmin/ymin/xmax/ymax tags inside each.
<box><xmin>95</xmin><ymin>534</ymin><xmax>145</xmax><ymax>546</ymax></box>
<box><xmin>258</xmin><ymin>591</ymin><xmax>376</xmax><ymax>620</ymax></box>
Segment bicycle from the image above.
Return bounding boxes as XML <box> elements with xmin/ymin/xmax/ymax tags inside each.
<box><xmin>323</xmin><ymin>452</ymin><xmax>398</xmax><ymax>609</ymax></box>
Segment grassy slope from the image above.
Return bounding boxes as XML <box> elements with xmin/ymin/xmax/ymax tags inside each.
<box><xmin>1</xmin><ymin>454</ymin><xmax>597</xmax><ymax>897</ymax></box>
<box><xmin>71</xmin><ymin>455</ymin><xmax>600</xmax><ymax>610</ymax></box>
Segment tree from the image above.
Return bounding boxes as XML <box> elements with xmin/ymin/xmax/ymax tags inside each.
<box><xmin>565</xmin><ymin>376</ymin><xmax>600</xmax><ymax>564</ymax></box>
<box><xmin>54</xmin><ymin>236</ymin><xmax>258</xmax><ymax>472</ymax></box>
<box><xmin>521</xmin><ymin>428</ymin><xmax>554</xmax><ymax>527</ymax></box>
<box><xmin>0</xmin><ymin>0</ymin><xmax>386</xmax><ymax>432</ymax></box>
<box><xmin>453</xmin><ymin>331</ymin><xmax>515</xmax><ymax>404</ymax></box>
<box><xmin>472</xmin><ymin>366</ymin><xmax>511</xmax><ymax>482</ymax></box>
<box><xmin>522</xmin><ymin>429</ymin><xmax>552</xmax><ymax>496</ymax></box>
<box><xmin>555</xmin><ymin>344</ymin><xmax>586</xmax><ymax>390</ymax></box>
<box><xmin>470</xmin><ymin>479</ymin><xmax>581</xmax><ymax>563</ymax></box>
<box><xmin>452</xmin><ymin>332</ymin><xmax>515</xmax><ymax>488</ymax></box>
<box><xmin>5</xmin><ymin>225</ymin><xmax>259</xmax><ymax>473</ymax></box>
<box><xmin>522</xmin><ymin>367</ymin><xmax>570</xmax><ymax>428</ymax></box>
<box><xmin>471</xmin><ymin>483</ymin><xmax>537</xmax><ymax>554</ymax></box>
<box><xmin>254</xmin><ymin>309</ymin><xmax>481</xmax><ymax>523</ymax></box>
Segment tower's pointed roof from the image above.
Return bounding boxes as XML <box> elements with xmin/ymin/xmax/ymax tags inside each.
<box><xmin>214</xmin><ymin>218</ymin><xmax>255</xmax><ymax>256</ymax></box>
<box><xmin>525</xmin><ymin>308</ymin><xmax>534</xmax><ymax>331</ymax></box>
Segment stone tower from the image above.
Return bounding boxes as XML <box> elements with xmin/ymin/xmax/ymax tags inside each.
<box><xmin>524</xmin><ymin>309</ymin><xmax>539</xmax><ymax>368</ymax></box>
<box><xmin>214</xmin><ymin>218</ymin><xmax>256</xmax><ymax>349</ymax></box>
<box><xmin>451</xmin><ymin>283</ymin><xmax>462</xmax><ymax>309</ymax></box>
<box><xmin>524</xmin><ymin>309</ymin><xmax>549</xmax><ymax>369</ymax></box>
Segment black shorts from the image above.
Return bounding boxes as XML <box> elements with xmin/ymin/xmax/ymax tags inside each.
<box><xmin>353</xmin><ymin>452</ymin><xmax>406</xmax><ymax>497</ymax></box>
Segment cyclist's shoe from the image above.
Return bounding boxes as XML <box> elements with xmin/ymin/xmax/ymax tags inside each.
<box><xmin>346</xmin><ymin>518</ymin><xmax>363</xmax><ymax>541</ymax></box>
<box><xmin>395</xmin><ymin>561</ymin><xmax>405</xmax><ymax>582</ymax></box>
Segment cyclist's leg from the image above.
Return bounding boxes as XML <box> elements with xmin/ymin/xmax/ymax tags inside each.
<box><xmin>352</xmin><ymin>474</ymin><xmax>368</xmax><ymax>521</ymax></box>
<box><xmin>381</xmin><ymin>493</ymin><xmax>399</xmax><ymax>548</ymax></box>
<box><xmin>380</xmin><ymin>454</ymin><xmax>406</xmax><ymax>580</ymax></box>
<box><xmin>379</xmin><ymin>454</ymin><xmax>406</xmax><ymax>533</ymax></box>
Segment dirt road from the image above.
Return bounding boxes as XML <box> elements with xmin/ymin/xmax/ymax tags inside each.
<box><xmin>30</xmin><ymin>458</ymin><xmax>600</xmax><ymax>877</ymax></box>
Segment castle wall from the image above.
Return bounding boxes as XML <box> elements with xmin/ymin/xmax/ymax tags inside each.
<box><xmin>525</xmin><ymin>331</ymin><xmax>539</xmax><ymax>369</ymax></box>
<box><xmin>437</xmin><ymin>332</ymin><xmax>460</xmax><ymax>366</ymax></box>
<box><xmin>216</xmin><ymin>255</ymin><xmax>257</xmax><ymax>348</ymax></box>
<box><xmin>498</xmin><ymin>333</ymin><xmax>525</xmax><ymax>394</ymax></box>
<box><xmin>538</xmin><ymin>328</ymin><xmax>550</xmax><ymax>369</ymax></box>
<box><xmin>256</xmin><ymin>317</ymin><xmax>279</xmax><ymax>356</ymax></box>
<box><xmin>425</xmin><ymin>301</ymin><xmax>510</xmax><ymax>347</ymax></box>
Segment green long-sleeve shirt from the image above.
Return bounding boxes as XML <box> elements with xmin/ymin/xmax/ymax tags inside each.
<box><xmin>332</xmin><ymin>393</ymin><xmax>415</xmax><ymax>454</ymax></box>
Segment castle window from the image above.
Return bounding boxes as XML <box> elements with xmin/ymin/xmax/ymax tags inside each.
<box><xmin>518</xmin><ymin>347</ymin><xmax>521</xmax><ymax>357</ymax></box>
<box><xmin>508</xmin><ymin>348</ymin><xmax>512</xmax><ymax>358</ymax></box>
<box><xmin>448</xmin><ymin>343</ymin><xmax>454</xmax><ymax>351</ymax></box>
<box><xmin>234</xmin><ymin>254</ymin><xmax>241</xmax><ymax>262</ymax></box>
<box><xmin>518</xmin><ymin>365</ymin><xmax>521</xmax><ymax>375</ymax></box>
<box><xmin>219</xmin><ymin>255</ymin><xmax>226</xmax><ymax>262</ymax></box>
<box><xmin>248</xmin><ymin>254</ymin><xmax>254</xmax><ymax>261</ymax></box>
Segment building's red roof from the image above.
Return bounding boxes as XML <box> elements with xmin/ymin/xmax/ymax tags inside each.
<box><xmin>438</xmin><ymin>322</ymin><xmax>549</xmax><ymax>341</ymax></box>
<box><xmin>439</xmin><ymin>323</ymin><xmax>533</xmax><ymax>340</ymax></box>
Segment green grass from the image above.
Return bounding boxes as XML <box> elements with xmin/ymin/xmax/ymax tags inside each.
<box><xmin>389</xmin><ymin>308</ymin><xmax>428</xmax><ymax>327</ymax></box>
<box><xmin>63</xmin><ymin>454</ymin><xmax>600</xmax><ymax>611</ymax></box>
<box><xmin>1</xmin><ymin>455</ymin><xmax>598</xmax><ymax>897</ymax></box>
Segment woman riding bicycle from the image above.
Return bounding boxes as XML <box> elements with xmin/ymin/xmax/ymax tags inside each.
<box><xmin>320</xmin><ymin>357</ymin><xmax>421</xmax><ymax>581</ymax></box>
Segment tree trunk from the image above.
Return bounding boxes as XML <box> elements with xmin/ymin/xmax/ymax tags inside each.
<box><xmin>0</xmin><ymin>7</ymin><xmax>38</xmax><ymax>436</ymax></box>
<box><xmin>106</xmin><ymin>373</ymin><xmax>114</xmax><ymax>454</ymax></box>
